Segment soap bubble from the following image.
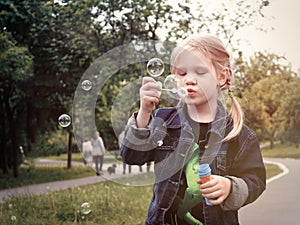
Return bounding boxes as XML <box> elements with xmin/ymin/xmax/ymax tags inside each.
<box><xmin>163</xmin><ymin>74</ymin><xmax>187</xmax><ymax>99</ymax></box>
<box><xmin>58</xmin><ymin>114</ymin><xmax>71</xmax><ymax>128</ymax></box>
<box><xmin>80</xmin><ymin>202</ymin><xmax>91</xmax><ymax>215</ymax></box>
<box><xmin>164</xmin><ymin>74</ymin><xmax>178</xmax><ymax>93</ymax></box>
<box><xmin>146</xmin><ymin>58</ymin><xmax>164</xmax><ymax>77</ymax></box>
<box><xmin>81</xmin><ymin>80</ymin><xmax>92</xmax><ymax>91</ymax></box>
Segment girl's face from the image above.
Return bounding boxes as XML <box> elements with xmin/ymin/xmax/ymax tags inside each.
<box><xmin>173</xmin><ymin>50</ymin><xmax>219</xmax><ymax>108</ymax></box>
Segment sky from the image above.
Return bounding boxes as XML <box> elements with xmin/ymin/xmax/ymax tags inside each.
<box><xmin>164</xmin><ymin>0</ymin><xmax>300</xmax><ymax>72</ymax></box>
<box><xmin>236</xmin><ymin>0</ymin><xmax>300</xmax><ymax>72</ymax></box>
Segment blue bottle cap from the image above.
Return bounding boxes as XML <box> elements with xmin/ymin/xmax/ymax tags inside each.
<box><xmin>197</xmin><ymin>163</ymin><xmax>211</xmax><ymax>177</ymax></box>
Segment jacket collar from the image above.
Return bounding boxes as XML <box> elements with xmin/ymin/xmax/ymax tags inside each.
<box><xmin>164</xmin><ymin>101</ymin><xmax>230</xmax><ymax>139</ymax></box>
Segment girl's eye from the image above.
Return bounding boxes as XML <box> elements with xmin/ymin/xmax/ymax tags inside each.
<box><xmin>177</xmin><ymin>70</ymin><xmax>186</xmax><ymax>76</ymax></box>
<box><xmin>196</xmin><ymin>70</ymin><xmax>206</xmax><ymax>75</ymax></box>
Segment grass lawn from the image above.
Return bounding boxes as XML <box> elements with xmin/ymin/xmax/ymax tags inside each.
<box><xmin>44</xmin><ymin>153</ymin><xmax>85</xmax><ymax>162</ymax></box>
<box><xmin>43</xmin><ymin>152</ymin><xmax>120</xmax><ymax>164</ymax></box>
<box><xmin>265</xmin><ymin>163</ymin><xmax>282</xmax><ymax>180</ymax></box>
<box><xmin>261</xmin><ymin>144</ymin><xmax>300</xmax><ymax>158</ymax></box>
<box><xmin>0</xmin><ymin>173</ymin><xmax>154</xmax><ymax>225</ymax></box>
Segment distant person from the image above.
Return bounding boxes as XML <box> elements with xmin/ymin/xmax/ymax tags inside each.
<box><xmin>91</xmin><ymin>131</ymin><xmax>106</xmax><ymax>176</ymax></box>
<box><xmin>19</xmin><ymin>146</ymin><xmax>26</xmax><ymax>164</ymax></box>
<box><xmin>118</xmin><ymin>130</ymin><xmax>131</xmax><ymax>174</ymax></box>
<box><xmin>146</xmin><ymin>162</ymin><xmax>151</xmax><ymax>173</ymax></box>
<box><xmin>114</xmin><ymin>147</ymin><xmax>119</xmax><ymax>159</ymax></box>
<box><xmin>82</xmin><ymin>137</ymin><xmax>93</xmax><ymax>165</ymax></box>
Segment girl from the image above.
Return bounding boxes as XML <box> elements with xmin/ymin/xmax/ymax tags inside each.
<box><xmin>121</xmin><ymin>35</ymin><xmax>266</xmax><ymax>225</ymax></box>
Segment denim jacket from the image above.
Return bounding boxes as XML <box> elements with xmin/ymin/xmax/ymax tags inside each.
<box><xmin>121</xmin><ymin>102</ymin><xmax>266</xmax><ymax>225</ymax></box>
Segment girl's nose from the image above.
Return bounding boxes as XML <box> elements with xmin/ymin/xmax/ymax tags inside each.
<box><xmin>185</xmin><ymin>75</ymin><xmax>197</xmax><ymax>85</ymax></box>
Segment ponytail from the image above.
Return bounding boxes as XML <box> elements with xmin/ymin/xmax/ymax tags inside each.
<box><xmin>223</xmin><ymin>92</ymin><xmax>244</xmax><ymax>142</ymax></box>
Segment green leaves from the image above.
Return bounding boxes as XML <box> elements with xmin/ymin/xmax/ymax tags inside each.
<box><xmin>0</xmin><ymin>33</ymin><xmax>33</xmax><ymax>94</ymax></box>
<box><xmin>237</xmin><ymin>51</ymin><xmax>299</xmax><ymax>146</ymax></box>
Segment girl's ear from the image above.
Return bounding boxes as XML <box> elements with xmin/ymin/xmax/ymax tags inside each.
<box><xmin>218</xmin><ymin>67</ymin><xmax>230</xmax><ymax>87</ymax></box>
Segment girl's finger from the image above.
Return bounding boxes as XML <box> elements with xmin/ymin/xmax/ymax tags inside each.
<box><xmin>142</xmin><ymin>76</ymin><xmax>157</xmax><ymax>85</ymax></box>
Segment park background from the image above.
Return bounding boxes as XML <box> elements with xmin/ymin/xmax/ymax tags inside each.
<box><xmin>0</xmin><ymin>0</ymin><xmax>299</xmax><ymax>224</ymax></box>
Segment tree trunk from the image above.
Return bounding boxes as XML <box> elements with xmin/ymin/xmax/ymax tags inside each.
<box><xmin>269</xmin><ymin>138</ymin><xmax>274</xmax><ymax>149</ymax></box>
<box><xmin>269</xmin><ymin>130</ymin><xmax>276</xmax><ymax>149</ymax></box>
<box><xmin>0</xmin><ymin>147</ymin><xmax>9</xmax><ymax>174</ymax></box>
<box><xmin>0</xmin><ymin>100</ymin><xmax>9</xmax><ymax>174</ymax></box>
<box><xmin>4</xmin><ymin>98</ymin><xmax>19</xmax><ymax>177</ymax></box>
<box><xmin>67</xmin><ymin>131</ymin><xmax>72</xmax><ymax>169</ymax></box>
<box><xmin>0</xmin><ymin>130</ymin><xmax>9</xmax><ymax>174</ymax></box>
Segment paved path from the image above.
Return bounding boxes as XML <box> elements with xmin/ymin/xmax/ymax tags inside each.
<box><xmin>0</xmin><ymin>157</ymin><xmax>151</xmax><ymax>203</ymax></box>
<box><xmin>240</xmin><ymin>158</ymin><xmax>300</xmax><ymax>225</ymax></box>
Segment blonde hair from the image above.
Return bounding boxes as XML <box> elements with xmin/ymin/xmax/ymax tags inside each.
<box><xmin>170</xmin><ymin>34</ymin><xmax>244</xmax><ymax>141</ymax></box>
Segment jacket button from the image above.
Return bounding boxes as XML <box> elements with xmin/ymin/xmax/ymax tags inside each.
<box><xmin>157</xmin><ymin>140</ymin><xmax>163</xmax><ymax>146</ymax></box>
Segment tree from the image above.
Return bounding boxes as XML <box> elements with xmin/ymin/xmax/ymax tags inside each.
<box><xmin>244</xmin><ymin>76</ymin><xmax>285</xmax><ymax>148</ymax></box>
<box><xmin>0</xmin><ymin>33</ymin><xmax>33</xmax><ymax>176</ymax></box>
<box><xmin>26</xmin><ymin>0</ymin><xmax>105</xmax><ymax>168</ymax></box>
<box><xmin>239</xmin><ymin>52</ymin><xmax>296</xmax><ymax>148</ymax></box>
<box><xmin>235</xmin><ymin>52</ymin><xmax>293</xmax><ymax>91</ymax></box>
<box><xmin>0</xmin><ymin>0</ymin><xmax>99</xmax><ymax>169</ymax></box>
<box><xmin>278</xmin><ymin>77</ymin><xmax>300</xmax><ymax>147</ymax></box>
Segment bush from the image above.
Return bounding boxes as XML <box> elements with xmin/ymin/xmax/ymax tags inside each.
<box><xmin>31</xmin><ymin>130</ymin><xmax>78</xmax><ymax>157</ymax></box>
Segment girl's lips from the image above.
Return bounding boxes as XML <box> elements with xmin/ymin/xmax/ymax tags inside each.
<box><xmin>187</xmin><ymin>88</ymin><xmax>196</xmax><ymax>96</ymax></box>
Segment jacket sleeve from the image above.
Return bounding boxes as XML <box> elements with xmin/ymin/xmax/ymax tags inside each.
<box><xmin>121</xmin><ymin>108</ymin><xmax>176</xmax><ymax>166</ymax></box>
<box><xmin>120</xmin><ymin>113</ymin><xmax>156</xmax><ymax>165</ymax></box>
<box><xmin>221</xmin><ymin>128</ymin><xmax>266</xmax><ymax>211</ymax></box>
<box><xmin>99</xmin><ymin>137</ymin><xmax>106</xmax><ymax>155</ymax></box>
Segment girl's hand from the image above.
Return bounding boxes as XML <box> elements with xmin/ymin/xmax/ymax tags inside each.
<box><xmin>137</xmin><ymin>77</ymin><xmax>162</xmax><ymax>128</ymax></box>
<box><xmin>139</xmin><ymin>77</ymin><xmax>162</xmax><ymax>113</ymax></box>
<box><xmin>199</xmin><ymin>175</ymin><xmax>232</xmax><ymax>205</ymax></box>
